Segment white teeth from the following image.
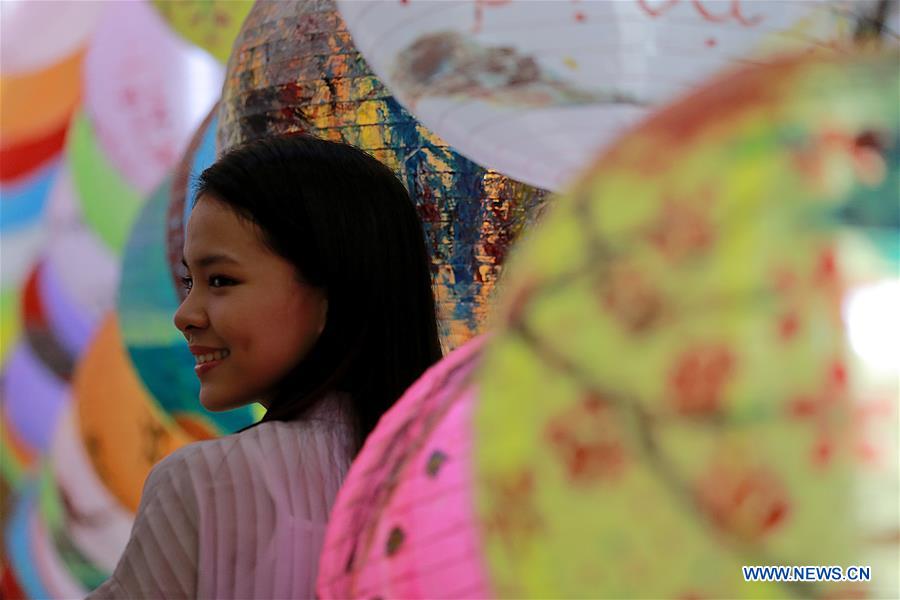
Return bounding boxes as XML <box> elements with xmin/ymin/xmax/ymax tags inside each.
<box><xmin>195</xmin><ymin>350</ymin><xmax>230</xmax><ymax>365</ymax></box>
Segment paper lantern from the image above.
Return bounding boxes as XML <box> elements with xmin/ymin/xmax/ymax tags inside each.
<box><xmin>320</xmin><ymin>49</ymin><xmax>899</xmax><ymax>598</ymax></box>
<box><xmin>118</xmin><ymin>175</ymin><xmax>258</xmax><ymax>435</ymax></box>
<box><xmin>1</xmin><ymin>560</ymin><xmax>26</xmax><ymax>600</ymax></box>
<box><xmin>50</xmin><ymin>406</ymin><xmax>132</xmax><ymax>575</ymax></box>
<box><xmin>66</xmin><ymin>110</ymin><xmax>143</xmax><ymax>255</ymax></box>
<box><xmin>0</xmin><ymin>158</ymin><xmax>58</xmax><ymax>235</ymax></box>
<box><xmin>83</xmin><ymin>0</ymin><xmax>223</xmax><ymax>195</ymax></box>
<box><xmin>31</xmin><ymin>471</ymin><xmax>89</xmax><ymax>599</ymax></box>
<box><xmin>0</xmin><ymin>402</ymin><xmax>34</xmax><ymax>486</ymax></box>
<box><xmin>41</xmin><ymin>160</ymin><xmax>119</xmax><ymax>356</ymax></box>
<box><xmin>151</xmin><ymin>0</ymin><xmax>254</xmax><ymax>63</ymax></box>
<box><xmin>0</xmin><ymin>0</ymin><xmax>104</xmax><ymax>76</ymax></box>
<box><xmin>0</xmin><ymin>220</ymin><xmax>45</xmax><ymax>366</ymax></box>
<box><xmin>472</xmin><ymin>49</ymin><xmax>899</xmax><ymax>598</ymax></box>
<box><xmin>21</xmin><ymin>263</ymin><xmax>75</xmax><ymax>381</ymax></box>
<box><xmin>0</xmin><ymin>288</ymin><xmax>21</xmax><ymax>368</ymax></box>
<box><xmin>0</xmin><ymin>120</ymin><xmax>68</xmax><ymax>183</ymax></box>
<box><xmin>218</xmin><ymin>0</ymin><xmax>548</xmax><ymax>349</ymax></box>
<box><xmin>36</xmin><ymin>461</ymin><xmax>107</xmax><ymax>591</ymax></box>
<box><xmin>0</xmin><ymin>342</ymin><xmax>66</xmax><ymax>455</ymax></box>
<box><xmin>319</xmin><ymin>336</ymin><xmax>490</xmax><ymax>598</ymax></box>
<box><xmin>0</xmin><ymin>215</ymin><xmax>46</xmax><ymax>291</ymax></box>
<box><xmin>0</xmin><ymin>165</ymin><xmax>55</xmax><ymax>361</ymax></box>
<box><xmin>0</xmin><ymin>50</ymin><xmax>82</xmax><ymax>149</ymax></box>
<box><xmin>4</xmin><ymin>487</ymin><xmax>51</xmax><ymax>599</ymax></box>
<box><xmin>74</xmin><ymin>315</ymin><xmax>192</xmax><ymax>512</ymax></box>
<box><xmin>337</xmin><ymin>0</ymin><xmax>891</xmax><ymax>190</ymax></box>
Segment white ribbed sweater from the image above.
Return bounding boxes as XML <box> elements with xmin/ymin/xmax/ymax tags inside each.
<box><xmin>87</xmin><ymin>399</ymin><xmax>355</xmax><ymax>599</ymax></box>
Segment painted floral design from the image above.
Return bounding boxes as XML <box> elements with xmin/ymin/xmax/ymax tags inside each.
<box><xmin>669</xmin><ymin>345</ymin><xmax>736</xmax><ymax>416</ymax></box>
<box><xmin>545</xmin><ymin>393</ymin><xmax>627</xmax><ymax>485</ymax></box>
<box><xmin>600</xmin><ymin>264</ymin><xmax>665</xmax><ymax>334</ymax></box>
<box><xmin>695</xmin><ymin>462</ymin><xmax>791</xmax><ymax>540</ymax></box>
<box><xmin>646</xmin><ymin>195</ymin><xmax>715</xmax><ymax>262</ymax></box>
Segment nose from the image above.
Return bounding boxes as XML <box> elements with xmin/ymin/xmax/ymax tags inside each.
<box><xmin>173</xmin><ymin>288</ymin><xmax>209</xmax><ymax>339</ymax></box>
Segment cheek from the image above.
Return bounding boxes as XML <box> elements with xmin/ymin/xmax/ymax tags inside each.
<box><xmin>237</xmin><ymin>291</ymin><xmax>322</xmax><ymax>367</ymax></box>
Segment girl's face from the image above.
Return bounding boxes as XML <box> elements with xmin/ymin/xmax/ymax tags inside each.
<box><xmin>173</xmin><ymin>195</ymin><xmax>327</xmax><ymax>412</ymax></box>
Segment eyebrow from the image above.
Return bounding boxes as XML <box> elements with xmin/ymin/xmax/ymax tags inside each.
<box><xmin>181</xmin><ymin>254</ymin><xmax>241</xmax><ymax>270</ymax></box>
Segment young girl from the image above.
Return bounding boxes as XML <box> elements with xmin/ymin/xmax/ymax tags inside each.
<box><xmin>89</xmin><ymin>134</ymin><xmax>443</xmax><ymax>599</ymax></box>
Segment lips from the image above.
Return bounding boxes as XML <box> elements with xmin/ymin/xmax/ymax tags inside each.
<box><xmin>188</xmin><ymin>345</ymin><xmax>231</xmax><ymax>375</ymax></box>
<box><xmin>188</xmin><ymin>345</ymin><xmax>226</xmax><ymax>353</ymax></box>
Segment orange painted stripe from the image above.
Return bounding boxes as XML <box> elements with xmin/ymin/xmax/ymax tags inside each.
<box><xmin>0</xmin><ymin>48</ymin><xmax>84</xmax><ymax>147</ymax></box>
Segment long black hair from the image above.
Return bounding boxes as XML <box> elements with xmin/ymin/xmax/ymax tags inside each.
<box><xmin>194</xmin><ymin>134</ymin><xmax>443</xmax><ymax>448</ymax></box>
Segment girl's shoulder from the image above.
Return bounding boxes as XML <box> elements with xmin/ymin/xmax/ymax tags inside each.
<box><xmin>147</xmin><ymin>395</ymin><xmax>356</xmax><ymax>500</ymax></box>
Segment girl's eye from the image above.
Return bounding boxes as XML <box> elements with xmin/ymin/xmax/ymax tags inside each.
<box><xmin>180</xmin><ymin>276</ymin><xmax>193</xmax><ymax>291</ymax></box>
<box><xmin>209</xmin><ymin>275</ymin><xmax>236</xmax><ymax>288</ymax></box>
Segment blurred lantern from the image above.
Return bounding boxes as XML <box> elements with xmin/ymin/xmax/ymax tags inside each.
<box><xmin>1</xmin><ymin>560</ymin><xmax>26</xmax><ymax>600</ymax></box>
<box><xmin>49</xmin><ymin>406</ymin><xmax>132</xmax><ymax>575</ymax></box>
<box><xmin>32</xmin><ymin>466</ymin><xmax>90</xmax><ymax>598</ymax></box>
<box><xmin>0</xmin><ymin>159</ymin><xmax>59</xmax><ymax>234</ymax></box>
<box><xmin>36</xmin><ymin>461</ymin><xmax>106</xmax><ymax>592</ymax></box>
<box><xmin>74</xmin><ymin>315</ymin><xmax>192</xmax><ymax>512</ymax></box>
<box><xmin>0</xmin><ymin>224</ymin><xmax>45</xmax><ymax>366</ymax></box>
<box><xmin>118</xmin><ymin>175</ymin><xmax>257</xmax><ymax>436</ymax></box>
<box><xmin>319</xmin><ymin>336</ymin><xmax>491</xmax><ymax>598</ymax></box>
<box><xmin>0</xmin><ymin>50</ymin><xmax>82</xmax><ymax>150</ymax></box>
<box><xmin>0</xmin><ymin>403</ymin><xmax>33</xmax><ymax>487</ymax></box>
<box><xmin>0</xmin><ymin>0</ymin><xmax>104</xmax><ymax>76</ymax></box>
<box><xmin>151</xmin><ymin>0</ymin><xmax>254</xmax><ymax>63</ymax></box>
<box><xmin>4</xmin><ymin>487</ymin><xmax>50</xmax><ymax>599</ymax></box>
<box><xmin>0</xmin><ymin>221</ymin><xmax>45</xmax><ymax>292</ymax></box>
<box><xmin>0</xmin><ymin>123</ymin><xmax>66</xmax><ymax>183</ymax></box>
<box><xmin>337</xmin><ymin>0</ymin><xmax>893</xmax><ymax>191</ymax></box>
<box><xmin>40</xmin><ymin>161</ymin><xmax>120</xmax><ymax>358</ymax></box>
<box><xmin>0</xmin><ymin>163</ymin><xmax>56</xmax><ymax>364</ymax></box>
<box><xmin>66</xmin><ymin>110</ymin><xmax>143</xmax><ymax>255</ymax></box>
<box><xmin>472</xmin><ymin>49</ymin><xmax>899</xmax><ymax>598</ymax></box>
<box><xmin>218</xmin><ymin>0</ymin><xmax>548</xmax><ymax>349</ymax></box>
<box><xmin>83</xmin><ymin>0</ymin><xmax>223</xmax><ymax>196</ymax></box>
<box><xmin>0</xmin><ymin>341</ymin><xmax>66</xmax><ymax>457</ymax></box>
<box><xmin>22</xmin><ymin>263</ymin><xmax>76</xmax><ymax>381</ymax></box>
<box><xmin>319</xmin><ymin>49</ymin><xmax>899</xmax><ymax>598</ymax></box>
<box><xmin>0</xmin><ymin>288</ymin><xmax>21</xmax><ymax>367</ymax></box>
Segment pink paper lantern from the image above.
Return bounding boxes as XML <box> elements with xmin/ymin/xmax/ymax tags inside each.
<box><xmin>318</xmin><ymin>336</ymin><xmax>490</xmax><ymax>599</ymax></box>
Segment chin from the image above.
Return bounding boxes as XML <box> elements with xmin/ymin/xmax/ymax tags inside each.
<box><xmin>199</xmin><ymin>388</ymin><xmax>250</xmax><ymax>413</ymax></box>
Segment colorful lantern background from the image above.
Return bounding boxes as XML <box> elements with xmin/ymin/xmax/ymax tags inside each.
<box><xmin>2</xmin><ymin>0</ymin><xmax>896</xmax><ymax>597</ymax></box>
<box><xmin>0</xmin><ymin>1</ymin><xmax>232</xmax><ymax>594</ymax></box>
<box><xmin>0</xmin><ymin>0</ymin><xmax>542</xmax><ymax>592</ymax></box>
<box><xmin>319</xmin><ymin>49</ymin><xmax>900</xmax><ymax>599</ymax></box>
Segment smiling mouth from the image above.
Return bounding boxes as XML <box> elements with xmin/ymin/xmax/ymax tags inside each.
<box><xmin>195</xmin><ymin>349</ymin><xmax>230</xmax><ymax>365</ymax></box>
<box><xmin>194</xmin><ymin>349</ymin><xmax>230</xmax><ymax>375</ymax></box>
